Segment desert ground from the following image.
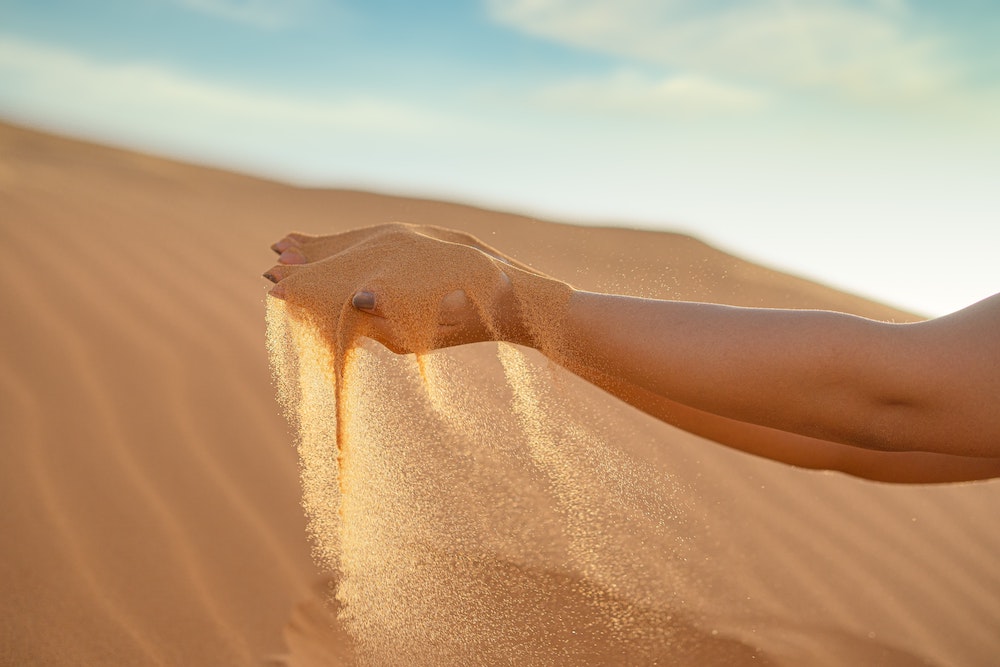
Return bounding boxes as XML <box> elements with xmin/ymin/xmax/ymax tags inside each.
<box><xmin>1</xmin><ymin>121</ymin><xmax>997</xmax><ymax>666</ymax></box>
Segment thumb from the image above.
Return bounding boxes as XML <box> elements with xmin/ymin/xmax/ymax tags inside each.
<box><xmin>351</xmin><ymin>290</ymin><xmax>379</xmax><ymax>315</ymax></box>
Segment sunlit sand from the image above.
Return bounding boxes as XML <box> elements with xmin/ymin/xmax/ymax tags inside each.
<box><xmin>2</xmin><ymin>121</ymin><xmax>997</xmax><ymax>666</ymax></box>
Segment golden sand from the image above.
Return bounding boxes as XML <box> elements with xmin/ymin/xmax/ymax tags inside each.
<box><xmin>267</xmin><ymin>295</ymin><xmax>758</xmax><ymax>663</ymax></box>
<box><xmin>264</xmin><ymin>226</ymin><xmax>783</xmax><ymax>663</ymax></box>
<box><xmin>265</xmin><ymin>225</ymin><xmax>997</xmax><ymax>666</ymax></box>
<box><xmin>5</xmin><ymin>122</ymin><xmax>999</xmax><ymax>666</ymax></box>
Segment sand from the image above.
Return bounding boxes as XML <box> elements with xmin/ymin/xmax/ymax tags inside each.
<box><xmin>1</xmin><ymin>119</ymin><xmax>998</xmax><ymax>666</ymax></box>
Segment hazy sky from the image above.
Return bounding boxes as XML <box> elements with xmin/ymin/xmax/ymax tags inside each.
<box><xmin>2</xmin><ymin>0</ymin><xmax>998</xmax><ymax>316</ymax></box>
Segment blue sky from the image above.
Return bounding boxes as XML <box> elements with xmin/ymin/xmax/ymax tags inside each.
<box><xmin>1</xmin><ymin>0</ymin><xmax>998</xmax><ymax>316</ymax></box>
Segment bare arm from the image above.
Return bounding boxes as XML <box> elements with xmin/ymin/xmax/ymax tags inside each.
<box><xmin>543</xmin><ymin>290</ymin><xmax>1000</xmax><ymax>460</ymax></box>
<box><xmin>561</xmin><ymin>349</ymin><xmax>1000</xmax><ymax>483</ymax></box>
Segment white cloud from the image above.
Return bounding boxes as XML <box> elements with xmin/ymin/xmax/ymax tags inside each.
<box><xmin>0</xmin><ymin>36</ymin><xmax>435</xmax><ymax>134</ymax></box>
<box><xmin>536</xmin><ymin>69</ymin><xmax>768</xmax><ymax>115</ymax></box>
<box><xmin>487</xmin><ymin>0</ymin><xmax>957</xmax><ymax>103</ymax></box>
<box><xmin>173</xmin><ymin>0</ymin><xmax>309</xmax><ymax>29</ymax></box>
<box><xmin>0</xmin><ymin>35</ymin><xmax>457</xmax><ymax>184</ymax></box>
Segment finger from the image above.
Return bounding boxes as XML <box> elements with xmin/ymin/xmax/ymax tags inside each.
<box><xmin>351</xmin><ymin>290</ymin><xmax>382</xmax><ymax>316</ymax></box>
<box><xmin>347</xmin><ymin>299</ymin><xmax>409</xmax><ymax>353</ymax></box>
<box><xmin>281</xmin><ymin>223</ymin><xmax>415</xmax><ymax>264</ymax></box>
<box><xmin>268</xmin><ymin>282</ymin><xmax>287</xmax><ymax>299</ymax></box>
<box><xmin>278</xmin><ymin>247</ymin><xmax>307</xmax><ymax>264</ymax></box>
<box><xmin>271</xmin><ymin>239</ymin><xmax>293</xmax><ymax>253</ymax></box>
<box><xmin>262</xmin><ymin>264</ymin><xmax>303</xmax><ymax>283</ymax></box>
<box><xmin>438</xmin><ymin>289</ymin><xmax>470</xmax><ymax>326</ymax></box>
<box><xmin>411</xmin><ymin>225</ymin><xmax>541</xmax><ymax>276</ymax></box>
<box><xmin>270</xmin><ymin>232</ymin><xmax>314</xmax><ymax>253</ymax></box>
<box><xmin>281</xmin><ymin>222</ymin><xmax>504</xmax><ymax>265</ymax></box>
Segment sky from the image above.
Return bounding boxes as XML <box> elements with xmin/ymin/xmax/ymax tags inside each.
<box><xmin>1</xmin><ymin>0</ymin><xmax>998</xmax><ymax>316</ymax></box>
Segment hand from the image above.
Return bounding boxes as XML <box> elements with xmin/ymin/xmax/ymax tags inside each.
<box><xmin>264</xmin><ymin>223</ymin><xmax>534</xmax><ymax>354</ymax></box>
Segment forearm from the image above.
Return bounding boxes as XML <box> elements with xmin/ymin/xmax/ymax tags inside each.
<box><xmin>543</xmin><ymin>331</ymin><xmax>1000</xmax><ymax>482</ymax></box>
<box><xmin>679</xmin><ymin>405</ymin><xmax>1000</xmax><ymax>484</ymax></box>
<box><xmin>551</xmin><ymin>290</ymin><xmax>920</xmax><ymax>453</ymax></box>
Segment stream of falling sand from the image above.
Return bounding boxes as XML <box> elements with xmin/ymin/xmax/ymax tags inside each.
<box><xmin>266</xmin><ymin>300</ymin><xmax>779</xmax><ymax>664</ymax></box>
<box><xmin>264</xmin><ymin>226</ymin><xmax>771</xmax><ymax>665</ymax></box>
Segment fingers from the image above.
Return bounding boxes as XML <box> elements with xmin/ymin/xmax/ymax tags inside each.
<box><xmin>349</xmin><ymin>288</ymin><xmax>469</xmax><ymax>324</ymax></box>
<box><xmin>269</xmin><ymin>225</ymin><xmax>543</xmax><ymax>281</ymax></box>
<box><xmin>262</xmin><ymin>263</ymin><xmax>301</xmax><ymax>283</ymax></box>
<box><xmin>270</xmin><ymin>232</ymin><xmax>314</xmax><ymax>254</ymax></box>
<box><xmin>263</xmin><ymin>263</ymin><xmax>305</xmax><ymax>300</ymax></box>
<box><xmin>271</xmin><ymin>236</ymin><xmax>310</xmax><ymax>265</ymax></box>
<box><xmin>349</xmin><ymin>285</ymin><xmax>496</xmax><ymax>349</ymax></box>
<box><xmin>263</xmin><ymin>225</ymin><xmax>523</xmax><ymax>351</ymax></box>
<box><xmin>408</xmin><ymin>225</ymin><xmax>544</xmax><ymax>276</ymax></box>
<box><xmin>270</xmin><ymin>224</ymin><xmax>413</xmax><ymax>265</ymax></box>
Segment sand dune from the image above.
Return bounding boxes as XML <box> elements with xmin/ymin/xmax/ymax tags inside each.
<box><xmin>1</xmin><ymin>120</ymin><xmax>997</xmax><ymax>666</ymax></box>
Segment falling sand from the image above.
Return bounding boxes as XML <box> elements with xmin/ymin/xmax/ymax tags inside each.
<box><xmin>263</xmin><ymin>223</ymin><xmax>951</xmax><ymax>666</ymax></box>
<box><xmin>265</xmin><ymin>224</ymin><xmax>778</xmax><ymax>664</ymax></box>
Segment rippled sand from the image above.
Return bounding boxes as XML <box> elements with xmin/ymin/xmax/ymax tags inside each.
<box><xmin>2</xmin><ymin>121</ymin><xmax>997</xmax><ymax>666</ymax></box>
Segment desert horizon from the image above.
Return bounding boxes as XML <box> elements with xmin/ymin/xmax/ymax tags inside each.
<box><xmin>2</xmin><ymin>119</ymin><xmax>999</xmax><ymax>666</ymax></box>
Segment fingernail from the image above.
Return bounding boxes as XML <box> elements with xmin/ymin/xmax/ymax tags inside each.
<box><xmin>279</xmin><ymin>248</ymin><xmax>305</xmax><ymax>264</ymax></box>
<box><xmin>352</xmin><ymin>291</ymin><xmax>376</xmax><ymax>311</ymax></box>
<box><xmin>269</xmin><ymin>283</ymin><xmax>286</xmax><ymax>299</ymax></box>
<box><xmin>263</xmin><ymin>272</ymin><xmax>277</xmax><ymax>282</ymax></box>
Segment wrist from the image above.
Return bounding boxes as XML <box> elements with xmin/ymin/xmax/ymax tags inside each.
<box><xmin>493</xmin><ymin>273</ymin><xmax>534</xmax><ymax>347</ymax></box>
<box><xmin>498</xmin><ymin>270</ymin><xmax>575</xmax><ymax>353</ymax></box>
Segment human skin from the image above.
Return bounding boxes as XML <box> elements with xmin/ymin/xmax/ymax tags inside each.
<box><xmin>265</xmin><ymin>225</ymin><xmax>1000</xmax><ymax>484</ymax></box>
